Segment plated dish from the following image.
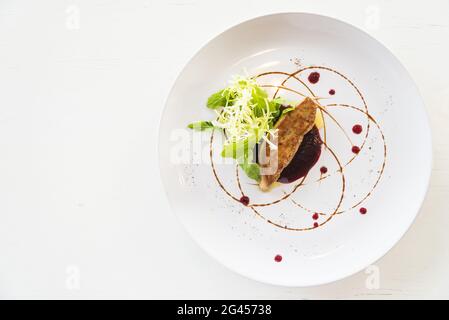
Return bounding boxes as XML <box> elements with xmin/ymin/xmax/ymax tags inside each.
<box><xmin>187</xmin><ymin>67</ymin><xmax>386</xmax><ymax>232</ymax></box>
<box><xmin>159</xmin><ymin>13</ymin><xmax>431</xmax><ymax>286</ymax></box>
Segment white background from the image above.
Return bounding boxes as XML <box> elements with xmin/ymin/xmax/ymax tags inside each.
<box><xmin>0</xmin><ymin>0</ymin><xmax>448</xmax><ymax>299</ymax></box>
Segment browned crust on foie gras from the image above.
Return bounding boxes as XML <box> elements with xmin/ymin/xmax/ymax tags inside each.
<box><xmin>259</xmin><ymin>97</ymin><xmax>317</xmax><ymax>191</ymax></box>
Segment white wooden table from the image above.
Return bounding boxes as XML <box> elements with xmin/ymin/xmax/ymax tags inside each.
<box><xmin>0</xmin><ymin>0</ymin><xmax>448</xmax><ymax>299</ymax></box>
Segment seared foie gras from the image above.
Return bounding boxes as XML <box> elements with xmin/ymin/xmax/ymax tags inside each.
<box><xmin>259</xmin><ymin>97</ymin><xmax>318</xmax><ymax>191</ymax></box>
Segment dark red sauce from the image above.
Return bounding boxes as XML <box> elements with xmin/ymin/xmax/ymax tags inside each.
<box><xmin>278</xmin><ymin>126</ymin><xmax>323</xmax><ymax>183</ymax></box>
<box><xmin>308</xmin><ymin>72</ymin><xmax>320</xmax><ymax>84</ymax></box>
<box><xmin>352</xmin><ymin>124</ymin><xmax>363</xmax><ymax>134</ymax></box>
<box><xmin>329</xmin><ymin>89</ymin><xmax>335</xmax><ymax>95</ymax></box>
<box><xmin>320</xmin><ymin>166</ymin><xmax>328</xmax><ymax>174</ymax></box>
<box><xmin>239</xmin><ymin>196</ymin><xmax>249</xmax><ymax>206</ymax></box>
<box><xmin>274</xmin><ymin>254</ymin><xmax>282</xmax><ymax>262</ymax></box>
<box><xmin>352</xmin><ymin>146</ymin><xmax>361</xmax><ymax>154</ymax></box>
<box><xmin>312</xmin><ymin>213</ymin><xmax>319</xmax><ymax>220</ymax></box>
<box><xmin>359</xmin><ymin>207</ymin><xmax>367</xmax><ymax>215</ymax></box>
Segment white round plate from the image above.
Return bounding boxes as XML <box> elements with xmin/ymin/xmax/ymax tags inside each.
<box><xmin>159</xmin><ymin>13</ymin><xmax>431</xmax><ymax>286</ymax></box>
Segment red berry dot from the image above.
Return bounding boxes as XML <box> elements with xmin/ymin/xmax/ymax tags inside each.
<box><xmin>352</xmin><ymin>146</ymin><xmax>361</xmax><ymax>154</ymax></box>
<box><xmin>274</xmin><ymin>254</ymin><xmax>283</xmax><ymax>262</ymax></box>
<box><xmin>239</xmin><ymin>196</ymin><xmax>249</xmax><ymax>206</ymax></box>
<box><xmin>313</xmin><ymin>222</ymin><xmax>319</xmax><ymax>228</ymax></box>
<box><xmin>308</xmin><ymin>72</ymin><xmax>320</xmax><ymax>84</ymax></box>
<box><xmin>352</xmin><ymin>124</ymin><xmax>363</xmax><ymax>134</ymax></box>
<box><xmin>320</xmin><ymin>166</ymin><xmax>328</xmax><ymax>174</ymax></box>
<box><xmin>359</xmin><ymin>207</ymin><xmax>367</xmax><ymax>215</ymax></box>
<box><xmin>329</xmin><ymin>89</ymin><xmax>335</xmax><ymax>95</ymax></box>
<box><xmin>312</xmin><ymin>213</ymin><xmax>319</xmax><ymax>220</ymax></box>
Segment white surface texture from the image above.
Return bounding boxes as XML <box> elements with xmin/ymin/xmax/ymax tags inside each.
<box><xmin>0</xmin><ymin>0</ymin><xmax>448</xmax><ymax>299</ymax></box>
